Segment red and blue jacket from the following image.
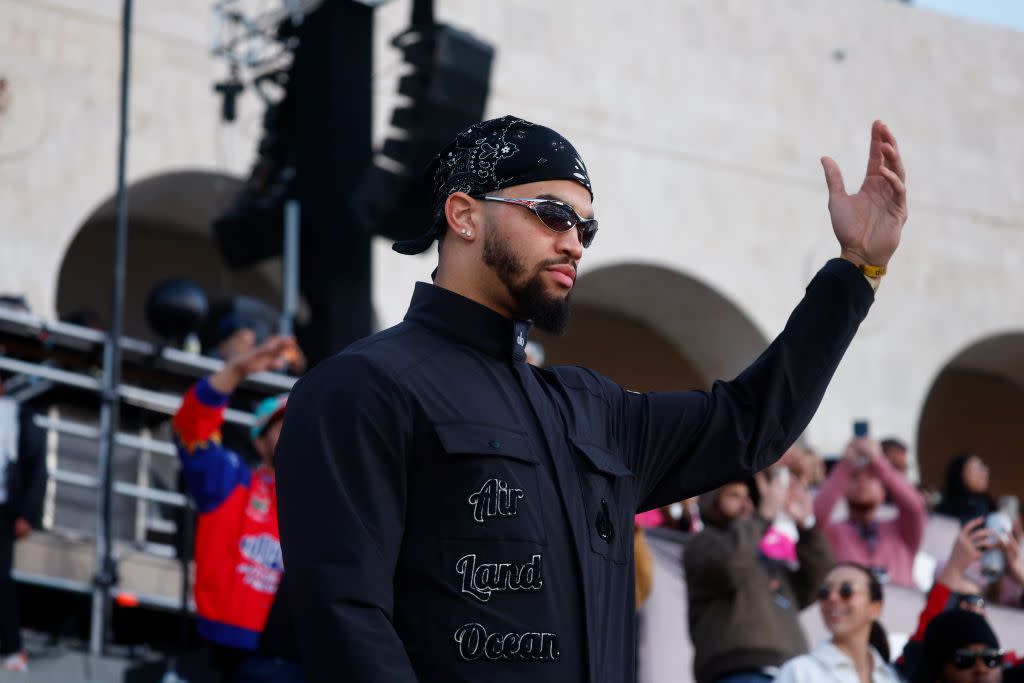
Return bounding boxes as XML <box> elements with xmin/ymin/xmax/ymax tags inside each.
<box><xmin>173</xmin><ymin>378</ymin><xmax>282</xmax><ymax>651</ymax></box>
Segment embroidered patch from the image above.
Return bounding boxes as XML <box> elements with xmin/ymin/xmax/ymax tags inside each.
<box><xmin>246</xmin><ymin>490</ymin><xmax>271</xmax><ymax>522</ymax></box>
<box><xmin>453</xmin><ymin>622</ymin><xmax>560</xmax><ymax>663</ymax></box>
<box><xmin>236</xmin><ymin>533</ymin><xmax>283</xmax><ymax>593</ymax></box>
<box><xmin>467</xmin><ymin>478</ymin><xmax>524</xmax><ymax>523</ymax></box>
<box><xmin>455</xmin><ymin>553</ymin><xmax>543</xmax><ymax>602</ymax></box>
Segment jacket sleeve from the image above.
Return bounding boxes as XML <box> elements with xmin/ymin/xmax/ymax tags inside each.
<box><xmin>609</xmin><ymin>259</ymin><xmax>874</xmax><ymax>510</ymax></box>
<box><xmin>275</xmin><ymin>353</ymin><xmax>419</xmax><ymax>683</ymax></box>
<box><xmin>172</xmin><ymin>378</ymin><xmax>250</xmax><ymax>512</ymax></box>
<box><xmin>683</xmin><ymin>518</ymin><xmax>768</xmax><ymax>595</ymax></box>
<box><xmin>16</xmin><ymin>407</ymin><xmax>48</xmax><ymax>527</ymax></box>
<box><xmin>789</xmin><ymin>526</ymin><xmax>834</xmax><ymax>609</ymax></box>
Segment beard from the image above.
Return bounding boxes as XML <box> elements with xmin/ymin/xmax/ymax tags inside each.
<box><xmin>483</xmin><ymin>226</ymin><xmax>572</xmax><ymax>335</ymax></box>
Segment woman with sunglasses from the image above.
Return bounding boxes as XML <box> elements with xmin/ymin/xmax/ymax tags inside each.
<box><xmin>775</xmin><ymin>562</ymin><xmax>900</xmax><ymax>682</ymax></box>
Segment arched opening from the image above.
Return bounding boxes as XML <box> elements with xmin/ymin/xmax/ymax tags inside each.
<box><xmin>532</xmin><ymin>263</ymin><xmax>768</xmax><ymax>392</ymax></box>
<box><xmin>55</xmin><ymin>169</ymin><xmax>281</xmax><ymax>341</ymax></box>
<box><xmin>916</xmin><ymin>332</ymin><xmax>1024</xmax><ymax>498</ymax></box>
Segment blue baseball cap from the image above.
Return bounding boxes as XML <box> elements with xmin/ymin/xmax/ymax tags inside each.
<box><xmin>251</xmin><ymin>393</ymin><xmax>288</xmax><ymax>441</ymax></box>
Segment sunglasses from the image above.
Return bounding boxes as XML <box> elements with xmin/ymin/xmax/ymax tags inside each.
<box><xmin>817</xmin><ymin>581</ymin><xmax>858</xmax><ymax>601</ymax></box>
<box><xmin>951</xmin><ymin>649</ymin><xmax>1003</xmax><ymax>670</ymax></box>
<box><xmin>474</xmin><ymin>196</ymin><xmax>599</xmax><ymax>248</ymax></box>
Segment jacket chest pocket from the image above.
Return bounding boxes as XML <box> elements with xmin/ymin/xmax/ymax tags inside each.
<box><xmin>435</xmin><ymin>422</ymin><xmax>547</xmax><ymax>544</ymax></box>
<box><xmin>573</xmin><ymin>440</ymin><xmax>634</xmax><ymax>564</ymax></box>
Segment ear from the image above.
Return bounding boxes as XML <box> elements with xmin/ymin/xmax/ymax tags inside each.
<box><xmin>869</xmin><ymin>601</ymin><xmax>883</xmax><ymax>620</ymax></box>
<box><xmin>444</xmin><ymin>192</ymin><xmax>480</xmax><ymax>242</ymax></box>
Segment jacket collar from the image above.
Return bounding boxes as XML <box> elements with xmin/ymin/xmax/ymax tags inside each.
<box><xmin>812</xmin><ymin>641</ymin><xmax>892</xmax><ymax>677</ymax></box>
<box><xmin>404</xmin><ymin>282</ymin><xmax>531</xmax><ymax>363</ymax></box>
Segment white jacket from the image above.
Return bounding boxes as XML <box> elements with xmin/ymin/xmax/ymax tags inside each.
<box><xmin>774</xmin><ymin>641</ymin><xmax>901</xmax><ymax>683</ymax></box>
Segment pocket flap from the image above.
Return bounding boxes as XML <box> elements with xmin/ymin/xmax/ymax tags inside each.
<box><xmin>573</xmin><ymin>440</ymin><xmax>633</xmax><ymax>477</ymax></box>
<box><xmin>435</xmin><ymin>422</ymin><xmax>538</xmax><ymax>465</ymax></box>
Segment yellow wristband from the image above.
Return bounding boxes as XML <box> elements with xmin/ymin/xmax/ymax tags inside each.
<box><xmin>858</xmin><ymin>263</ymin><xmax>887</xmax><ymax>279</ymax></box>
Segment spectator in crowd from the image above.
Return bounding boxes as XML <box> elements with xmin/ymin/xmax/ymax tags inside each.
<box><xmin>173</xmin><ymin>336</ymin><xmax>304</xmax><ymax>683</ymax></box>
<box><xmin>814</xmin><ymin>437</ymin><xmax>926</xmax><ymax>587</ymax></box>
<box><xmin>936</xmin><ymin>453</ymin><xmax>996</xmax><ymax>524</ymax></box>
<box><xmin>775</xmin><ymin>562</ymin><xmax>899</xmax><ymax>683</ymax></box>
<box><xmin>779</xmin><ymin>444</ymin><xmax>826</xmax><ymax>489</ymax></box>
<box><xmin>684</xmin><ymin>469</ymin><xmax>831</xmax><ymax>683</ymax></box>
<box><xmin>916</xmin><ymin>610</ymin><xmax>1005</xmax><ymax>683</ymax></box>
<box><xmin>880</xmin><ymin>438</ymin><xmax>909</xmax><ymax>476</ymax></box>
<box><xmin>0</xmin><ymin>304</ymin><xmax>48</xmax><ymax>673</ymax></box>
<box><xmin>898</xmin><ymin>518</ymin><xmax>1024</xmax><ymax>682</ymax></box>
<box><xmin>636</xmin><ymin>497</ymin><xmax>703</xmax><ymax>533</ymax></box>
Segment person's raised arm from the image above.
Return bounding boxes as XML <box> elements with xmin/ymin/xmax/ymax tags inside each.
<box><xmin>864</xmin><ymin>439</ymin><xmax>926</xmax><ymax>550</ymax></box>
<box><xmin>786</xmin><ymin>480</ymin><xmax>834</xmax><ymax>608</ymax></box>
<box><xmin>813</xmin><ymin>446</ymin><xmax>860</xmax><ymax>528</ymax></box>
<box><xmin>174</xmin><ymin>335</ymin><xmax>297</xmax><ymax>510</ymax></box>
<box><xmin>275</xmin><ymin>353</ymin><xmax>418</xmax><ymax>683</ymax></box>
<box><xmin>615</xmin><ymin>121</ymin><xmax>908</xmax><ymax>509</ymax></box>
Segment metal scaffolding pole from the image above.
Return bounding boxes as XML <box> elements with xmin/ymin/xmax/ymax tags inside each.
<box><xmin>90</xmin><ymin>0</ymin><xmax>133</xmax><ymax>657</ymax></box>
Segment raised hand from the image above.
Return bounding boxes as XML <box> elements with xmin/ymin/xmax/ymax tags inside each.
<box><xmin>821</xmin><ymin>120</ymin><xmax>908</xmax><ymax>269</ymax></box>
<box><xmin>784</xmin><ymin>480</ymin><xmax>814</xmax><ymax>527</ymax></box>
<box><xmin>230</xmin><ymin>335</ymin><xmax>299</xmax><ymax>377</ymax></box>
<box><xmin>938</xmin><ymin>517</ymin><xmax>988</xmax><ymax>595</ymax></box>
<box><xmin>210</xmin><ymin>335</ymin><xmax>300</xmax><ymax>394</ymax></box>
<box><xmin>842</xmin><ymin>437</ymin><xmax>882</xmax><ymax>470</ymax></box>
<box><xmin>997</xmin><ymin>531</ymin><xmax>1024</xmax><ymax>588</ymax></box>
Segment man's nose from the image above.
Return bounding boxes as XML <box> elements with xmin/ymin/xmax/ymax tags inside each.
<box><xmin>556</xmin><ymin>226</ymin><xmax>584</xmax><ymax>261</ymax></box>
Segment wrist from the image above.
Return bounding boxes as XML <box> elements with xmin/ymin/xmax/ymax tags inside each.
<box><xmin>208</xmin><ymin>364</ymin><xmax>245</xmax><ymax>395</ymax></box>
<box><xmin>840</xmin><ymin>250</ymin><xmax>886</xmax><ymax>284</ymax></box>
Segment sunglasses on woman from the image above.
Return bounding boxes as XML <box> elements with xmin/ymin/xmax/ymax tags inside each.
<box><xmin>817</xmin><ymin>581</ymin><xmax>858</xmax><ymax>601</ymax></box>
<box><xmin>951</xmin><ymin>649</ymin><xmax>1003</xmax><ymax>670</ymax></box>
<box><xmin>474</xmin><ymin>196</ymin><xmax>599</xmax><ymax>248</ymax></box>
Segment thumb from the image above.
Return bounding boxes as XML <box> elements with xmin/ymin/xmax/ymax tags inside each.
<box><xmin>821</xmin><ymin>156</ymin><xmax>846</xmax><ymax>197</ymax></box>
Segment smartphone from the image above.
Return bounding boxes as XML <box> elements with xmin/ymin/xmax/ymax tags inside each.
<box><xmin>852</xmin><ymin>420</ymin><xmax>870</xmax><ymax>468</ymax></box>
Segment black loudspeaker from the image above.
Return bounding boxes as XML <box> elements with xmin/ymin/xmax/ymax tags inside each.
<box><xmin>123</xmin><ymin>652</ymin><xmax>219</xmax><ymax>683</ymax></box>
<box><xmin>212</xmin><ymin>86</ymin><xmax>297</xmax><ymax>270</ymax></box>
<box><xmin>144</xmin><ymin>278</ymin><xmax>208</xmax><ymax>345</ymax></box>
<box><xmin>352</xmin><ymin>22</ymin><xmax>494</xmax><ymax>241</ymax></box>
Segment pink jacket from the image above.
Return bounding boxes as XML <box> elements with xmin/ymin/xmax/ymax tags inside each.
<box><xmin>813</xmin><ymin>456</ymin><xmax>926</xmax><ymax>587</ymax></box>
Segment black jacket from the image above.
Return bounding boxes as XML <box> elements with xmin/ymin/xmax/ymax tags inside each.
<box><xmin>2</xmin><ymin>402</ymin><xmax>47</xmax><ymax>527</ymax></box>
<box><xmin>276</xmin><ymin>259</ymin><xmax>874</xmax><ymax>683</ymax></box>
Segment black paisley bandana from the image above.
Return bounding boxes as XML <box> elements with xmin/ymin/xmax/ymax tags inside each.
<box><xmin>392</xmin><ymin>115</ymin><xmax>593</xmax><ymax>255</ymax></box>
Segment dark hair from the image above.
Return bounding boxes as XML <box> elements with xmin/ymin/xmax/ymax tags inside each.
<box><xmin>832</xmin><ymin>562</ymin><xmax>890</xmax><ymax>662</ymax></box>
<box><xmin>935</xmin><ymin>452</ymin><xmax>995</xmax><ymax>522</ymax></box>
<box><xmin>880</xmin><ymin>438</ymin><xmax>906</xmax><ymax>453</ymax></box>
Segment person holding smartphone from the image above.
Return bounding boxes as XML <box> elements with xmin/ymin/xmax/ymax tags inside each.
<box><xmin>813</xmin><ymin>432</ymin><xmax>927</xmax><ymax>587</ymax></box>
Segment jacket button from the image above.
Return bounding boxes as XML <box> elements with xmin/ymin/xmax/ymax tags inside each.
<box><xmin>596</xmin><ymin>498</ymin><xmax>614</xmax><ymax>543</ymax></box>
<box><xmin>488</xmin><ymin>440</ymin><xmax>502</xmax><ymax>450</ymax></box>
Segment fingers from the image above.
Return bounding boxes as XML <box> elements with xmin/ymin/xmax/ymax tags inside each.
<box><xmin>879</xmin><ymin>166</ymin><xmax>906</xmax><ymax>201</ymax></box>
<box><xmin>866</xmin><ymin>120</ymin><xmax>885</xmax><ymax>177</ymax></box>
<box><xmin>877</xmin><ymin>120</ymin><xmax>899</xmax><ymax>153</ymax></box>
<box><xmin>262</xmin><ymin>335</ymin><xmax>298</xmax><ymax>354</ymax></box>
<box><xmin>963</xmin><ymin>517</ymin><xmax>986</xmax><ymax>533</ymax></box>
<box><xmin>968</xmin><ymin>528</ymin><xmax>992</xmax><ymax>549</ymax></box>
<box><xmin>880</xmin><ymin>142</ymin><xmax>906</xmax><ymax>183</ymax></box>
<box><xmin>821</xmin><ymin>156</ymin><xmax>846</xmax><ymax>197</ymax></box>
